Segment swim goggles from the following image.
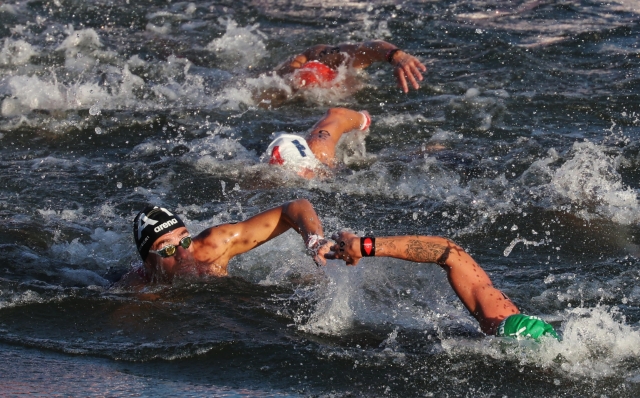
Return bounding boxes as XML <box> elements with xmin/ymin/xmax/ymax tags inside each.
<box><xmin>149</xmin><ymin>236</ymin><xmax>192</xmax><ymax>258</ymax></box>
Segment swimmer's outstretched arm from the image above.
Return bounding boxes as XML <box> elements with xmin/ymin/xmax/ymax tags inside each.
<box><xmin>196</xmin><ymin>199</ymin><xmax>331</xmax><ymax>266</ymax></box>
<box><xmin>326</xmin><ymin>231</ymin><xmax>520</xmax><ymax>334</ymax></box>
<box><xmin>326</xmin><ymin>231</ymin><xmax>455</xmax><ymax>266</ymax></box>
<box><xmin>275</xmin><ymin>40</ymin><xmax>427</xmax><ymax>93</ymax></box>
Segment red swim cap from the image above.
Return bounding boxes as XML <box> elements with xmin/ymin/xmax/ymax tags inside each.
<box><xmin>291</xmin><ymin>61</ymin><xmax>338</xmax><ymax>89</ymax></box>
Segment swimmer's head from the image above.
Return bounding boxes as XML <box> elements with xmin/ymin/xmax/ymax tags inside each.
<box><xmin>291</xmin><ymin>61</ymin><xmax>338</xmax><ymax>89</ymax></box>
<box><xmin>497</xmin><ymin>314</ymin><xmax>559</xmax><ymax>341</ymax></box>
<box><xmin>133</xmin><ymin>205</ymin><xmax>186</xmax><ymax>261</ymax></box>
<box><xmin>265</xmin><ymin>134</ymin><xmax>322</xmax><ymax>175</ymax></box>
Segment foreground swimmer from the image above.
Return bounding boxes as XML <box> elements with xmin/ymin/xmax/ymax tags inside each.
<box><xmin>326</xmin><ymin>231</ymin><xmax>559</xmax><ymax>340</ymax></box>
<box><xmin>116</xmin><ymin>199</ymin><xmax>331</xmax><ymax>287</ymax></box>
<box><xmin>275</xmin><ymin>40</ymin><xmax>427</xmax><ymax>94</ymax></box>
<box><xmin>265</xmin><ymin>107</ymin><xmax>371</xmax><ymax>178</ymax></box>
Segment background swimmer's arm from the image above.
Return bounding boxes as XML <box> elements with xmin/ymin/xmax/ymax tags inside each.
<box><xmin>275</xmin><ymin>40</ymin><xmax>426</xmax><ymax>92</ymax></box>
<box><xmin>351</xmin><ymin>40</ymin><xmax>427</xmax><ymax>93</ymax></box>
<box><xmin>198</xmin><ymin>199</ymin><xmax>330</xmax><ymax>266</ymax></box>
<box><xmin>306</xmin><ymin>108</ymin><xmax>368</xmax><ymax>167</ymax></box>
<box><xmin>275</xmin><ymin>44</ymin><xmax>340</xmax><ymax>75</ymax></box>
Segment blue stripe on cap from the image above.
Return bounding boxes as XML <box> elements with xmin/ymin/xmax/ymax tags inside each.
<box><xmin>291</xmin><ymin>140</ymin><xmax>307</xmax><ymax>157</ymax></box>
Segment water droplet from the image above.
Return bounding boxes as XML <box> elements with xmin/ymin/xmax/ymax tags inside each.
<box><xmin>89</xmin><ymin>105</ymin><xmax>101</xmax><ymax>116</ymax></box>
<box><xmin>95</xmin><ymin>127</ymin><xmax>102</xmax><ymax>135</ymax></box>
<box><xmin>116</xmin><ymin>182</ymin><xmax>122</xmax><ymax>189</ymax></box>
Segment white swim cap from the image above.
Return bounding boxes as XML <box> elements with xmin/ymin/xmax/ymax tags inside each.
<box><xmin>265</xmin><ymin>134</ymin><xmax>322</xmax><ymax>171</ymax></box>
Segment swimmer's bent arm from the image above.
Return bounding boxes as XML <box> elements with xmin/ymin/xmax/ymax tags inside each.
<box><xmin>306</xmin><ymin>108</ymin><xmax>368</xmax><ymax>167</ymax></box>
<box><xmin>196</xmin><ymin>199</ymin><xmax>330</xmax><ymax>266</ymax></box>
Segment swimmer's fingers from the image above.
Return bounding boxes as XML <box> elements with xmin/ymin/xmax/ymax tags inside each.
<box><xmin>324</xmin><ymin>250</ymin><xmax>360</xmax><ymax>266</ymax></box>
<box><xmin>328</xmin><ymin>231</ymin><xmax>361</xmax><ymax>266</ymax></box>
<box><xmin>395</xmin><ymin>62</ymin><xmax>422</xmax><ymax>92</ymax></box>
<box><xmin>413</xmin><ymin>58</ymin><xmax>427</xmax><ymax>73</ymax></box>
<box><xmin>409</xmin><ymin>62</ymin><xmax>425</xmax><ymax>83</ymax></box>
<box><xmin>394</xmin><ymin>67</ymin><xmax>410</xmax><ymax>94</ymax></box>
<box><xmin>313</xmin><ymin>240</ymin><xmax>332</xmax><ymax>267</ymax></box>
<box><xmin>392</xmin><ymin>53</ymin><xmax>427</xmax><ymax>93</ymax></box>
<box><xmin>403</xmin><ymin>64</ymin><xmax>420</xmax><ymax>90</ymax></box>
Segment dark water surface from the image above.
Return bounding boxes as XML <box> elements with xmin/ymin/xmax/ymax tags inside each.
<box><xmin>1</xmin><ymin>0</ymin><xmax>640</xmax><ymax>396</ymax></box>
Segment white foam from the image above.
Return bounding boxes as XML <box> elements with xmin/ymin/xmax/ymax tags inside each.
<box><xmin>50</xmin><ymin>228</ymin><xmax>134</xmax><ymax>269</ymax></box>
<box><xmin>206</xmin><ymin>18</ymin><xmax>267</xmax><ymax>69</ymax></box>
<box><xmin>439</xmin><ymin>306</ymin><xmax>640</xmax><ymax>380</ymax></box>
<box><xmin>0</xmin><ymin>54</ymin><xmax>213</xmax><ymax>118</ymax></box>
<box><xmin>546</xmin><ymin>141</ymin><xmax>639</xmax><ymax>223</ymax></box>
<box><xmin>0</xmin><ymin>290</ymin><xmax>46</xmax><ymax>310</ymax></box>
<box><xmin>177</xmin><ymin>126</ymin><xmax>258</xmax><ymax>173</ymax></box>
<box><xmin>0</xmin><ymin>38</ymin><xmax>37</xmax><ymax>65</ymax></box>
<box><xmin>545</xmin><ymin>307</ymin><xmax>640</xmax><ymax>378</ymax></box>
<box><xmin>2</xmin><ymin>75</ymin><xmax>65</xmax><ymax>114</ymax></box>
<box><xmin>55</xmin><ymin>26</ymin><xmax>106</xmax><ymax>72</ymax></box>
<box><xmin>349</xmin><ymin>15</ymin><xmax>391</xmax><ymax>40</ymax></box>
<box><xmin>299</xmin><ymin>266</ymin><xmax>356</xmax><ymax>335</ymax></box>
<box><xmin>38</xmin><ymin>207</ymin><xmax>83</xmax><ymax>222</ymax></box>
<box><xmin>334</xmin><ymin>126</ymin><xmax>371</xmax><ymax>166</ymax></box>
<box><xmin>0</xmin><ymin>3</ymin><xmax>19</xmax><ymax>15</ymax></box>
<box><xmin>57</xmin><ymin>27</ymin><xmax>103</xmax><ymax>54</ymax></box>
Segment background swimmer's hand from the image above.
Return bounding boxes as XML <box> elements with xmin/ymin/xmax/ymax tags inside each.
<box><xmin>307</xmin><ymin>234</ymin><xmax>332</xmax><ymax>267</ymax></box>
<box><xmin>314</xmin><ymin>240</ymin><xmax>332</xmax><ymax>267</ymax></box>
<box><xmin>325</xmin><ymin>231</ymin><xmax>362</xmax><ymax>266</ymax></box>
<box><xmin>390</xmin><ymin>51</ymin><xmax>427</xmax><ymax>93</ymax></box>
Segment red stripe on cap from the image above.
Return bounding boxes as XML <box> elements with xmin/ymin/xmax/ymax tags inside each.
<box><xmin>269</xmin><ymin>146</ymin><xmax>284</xmax><ymax>165</ymax></box>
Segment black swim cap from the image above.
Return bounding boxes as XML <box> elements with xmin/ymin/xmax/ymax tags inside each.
<box><xmin>133</xmin><ymin>206</ymin><xmax>186</xmax><ymax>260</ymax></box>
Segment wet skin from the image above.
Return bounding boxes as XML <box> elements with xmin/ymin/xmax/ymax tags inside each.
<box><xmin>121</xmin><ymin>199</ymin><xmax>331</xmax><ymax>288</ymax></box>
<box><xmin>327</xmin><ymin>232</ymin><xmax>519</xmax><ymax>335</ymax></box>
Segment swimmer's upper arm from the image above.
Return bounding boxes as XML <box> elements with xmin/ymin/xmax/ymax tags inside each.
<box><xmin>275</xmin><ymin>45</ymin><xmax>330</xmax><ymax>75</ymax></box>
<box><xmin>197</xmin><ymin>206</ymin><xmax>291</xmax><ymax>262</ymax></box>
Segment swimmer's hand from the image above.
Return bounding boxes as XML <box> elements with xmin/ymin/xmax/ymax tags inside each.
<box><xmin>325</xmin><ymin>231</ymin><xmax>362</xmax><ymax>266</ymax></box>
<box><xmin>306</xmin><ymin>234</ymin><xmax>332</xmax><ymax>267</ymax></box>
<box><xmin>390</xmin><ymin>51</ymin><xmax>427</xmax><ymax>94</ymax></box>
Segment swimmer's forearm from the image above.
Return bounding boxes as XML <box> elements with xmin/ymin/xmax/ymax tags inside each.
<box><xmin>374</xmin><ymin>236</ymin><xmax>454</xmax><ymax>264</ymax></box>
<box><xmin>330</xmin><ymin>232</ymin><xmax>456</xmax><ymax>266</ymax></box>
